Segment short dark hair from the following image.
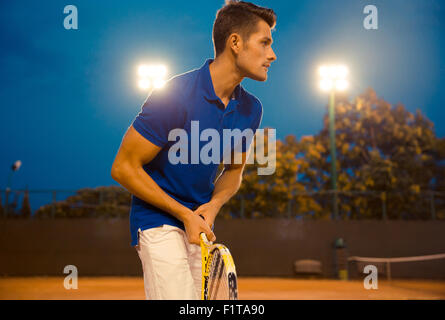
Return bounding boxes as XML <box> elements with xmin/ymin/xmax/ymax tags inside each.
<box><xmin>212</xmin><ymin>0</ymin><xmax>276</xmax><ymax>57</ymax></box>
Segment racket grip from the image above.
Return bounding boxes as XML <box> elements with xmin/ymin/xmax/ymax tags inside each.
<box><xmin>200</xmin><ymin>232</ymin><xmax>211</xmax><ymax>245</ymax></box>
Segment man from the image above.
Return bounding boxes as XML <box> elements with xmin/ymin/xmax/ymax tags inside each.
<box><xmin>111</xmin><ymin>0</ymin><xmax>276</xmax><ymax>300</ymax></box>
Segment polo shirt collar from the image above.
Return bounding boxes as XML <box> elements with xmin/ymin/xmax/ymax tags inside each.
<box><xmin>200</xmin><ymin>58</ymin><xmax>242</xmax><ymax>105</ymax></box>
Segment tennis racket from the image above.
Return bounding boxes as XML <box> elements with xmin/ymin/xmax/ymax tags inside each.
<box><xmin>200</xmin><ymin>232</ymin><xmax>238</xmax><ymax>300</ymax></box>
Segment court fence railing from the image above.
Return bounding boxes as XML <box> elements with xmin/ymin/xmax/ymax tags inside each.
<box><xmin>0</xmin><ymin>188</ymin><xmax>444</xmax><ymax>220</ymax></box>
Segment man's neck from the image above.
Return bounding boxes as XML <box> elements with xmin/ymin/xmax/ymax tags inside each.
<box><xmin>208</xmin><ymin>55</ymin><xmax>243</xmax><ymax>107</ymax></box>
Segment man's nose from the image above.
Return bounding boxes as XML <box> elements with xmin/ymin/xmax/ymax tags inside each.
<box><xmin>269</xmin><ymin>48</ymin><xmax>277</xmax><ymax>62</ymax></box>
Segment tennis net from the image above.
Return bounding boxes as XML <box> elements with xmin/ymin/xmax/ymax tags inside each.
<box><xmin>348</xmin><ymin>253</ymin><xmax>445</xmax><ymax>280</ymax></box>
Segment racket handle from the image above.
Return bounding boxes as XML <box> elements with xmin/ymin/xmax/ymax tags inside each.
<box><xmin>200</xmin><ymin>232</ymin><xmax>211</xmax><ymax>245</ymax></box>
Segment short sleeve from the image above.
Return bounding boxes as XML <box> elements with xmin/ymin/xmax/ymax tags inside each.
<box><xmin>132</xmin><ymin>81</ymin><xmax>185</xmax><ymax>148</ymax></box>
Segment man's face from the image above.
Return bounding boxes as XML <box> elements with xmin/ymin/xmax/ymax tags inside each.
<box><xmin>235</xmin><ymin>20</ymin><xmax>277</xmax><ymax>81</ymax></box>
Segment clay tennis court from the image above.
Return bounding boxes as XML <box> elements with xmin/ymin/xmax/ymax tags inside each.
<box><xmin>1</xmin><ymin>277</ymin><xmax>444</xmax><ymax>300</ymax></box>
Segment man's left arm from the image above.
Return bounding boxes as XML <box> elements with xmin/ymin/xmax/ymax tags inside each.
<box><xmin>193</xmin><ymin>150</ymin><xmax>249</xmax><ymax>227</ymax></box>
<box><xmin>195</xmin><ymin>103</ymin><xmax>262</xmax><ymax>227</ymax></box>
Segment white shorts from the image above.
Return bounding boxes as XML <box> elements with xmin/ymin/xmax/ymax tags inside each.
<box><xmin>135</xmin><ymin>224</ymin><xmax>202</xmax><ymax>300</ymax></box>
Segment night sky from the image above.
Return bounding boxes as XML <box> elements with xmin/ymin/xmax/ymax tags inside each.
<box><xmin>1</xmin><ymin>0</ymin><xmax>444</xmax><ymax>209</ymax></box>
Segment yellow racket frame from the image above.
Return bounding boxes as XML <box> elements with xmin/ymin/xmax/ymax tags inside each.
<box><xmin>200</xmin><ymin>232</ymin><xmax>237</xmax><ymax>300</ymax></box>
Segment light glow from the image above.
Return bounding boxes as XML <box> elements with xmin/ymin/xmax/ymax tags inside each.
<box><xmin>335</xmin><ymin>78</ymin><xmax>349</xmax><ymax>91</ymax></box>
<box><xmin>137</xmin><ymin>64</ymin><xmax>168</xmax><ymax>91</ymax></box>
<box><xmin>318</xmin><ymin>64</ymin><xmax>349</xmax><ymax>92</ymax></box>
<box><xmin>153</xmin><ymin>78</ymin><xmax>166</xmax><ymax>89</ymax></box>
<box><xmin>320</xmin><ymin>79</ymin><xmax>333</xmax><ymax>91</ymax></box>
<box><xmin>138</xmin><ymin>78</ymin><xmax>151</xmax><ymax>90</ymax></box>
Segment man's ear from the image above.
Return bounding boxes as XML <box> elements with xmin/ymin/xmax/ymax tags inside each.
<box><xmin>228</xmin><ymin>33</ymin><xmax>242</xmax><ymax>54</ymax></box>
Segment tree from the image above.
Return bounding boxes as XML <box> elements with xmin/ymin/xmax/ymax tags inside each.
<box><xmin>224</xmin><ymin>88</ymin><xmax>444</xmax><ymax>220</ymax></box>
<box><xmin>221</xmin><ymin>128</ymin><xmax>323</xmax><ymax>219</ymax></box>
<box><xmin>329</xmin><ymin>88</ymin><xmax>444</xmax><ymax>219</ymax></box>
<box><xmin>34</xmin><ymin>186</ymin><xmax>131</xmax><ymax>218</ymax></box>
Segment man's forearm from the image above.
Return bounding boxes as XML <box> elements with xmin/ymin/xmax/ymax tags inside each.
<box><xmin>210</xmin><ymin>167</ymin><xmax>242</xmax><ymax>210</ymax></box>
<box><xmin>112</xmin><ymin>164</ymin><xmax>192</xmax><ymax>222</ymax></box>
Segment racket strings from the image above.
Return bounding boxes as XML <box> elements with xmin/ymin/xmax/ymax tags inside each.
<box><xmin>207</xmin><ymin>249</ymin><xmax>230</xmax><ymax>300</ymax></box>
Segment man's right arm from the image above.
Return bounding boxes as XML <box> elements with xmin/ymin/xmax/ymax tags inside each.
<box><xmin>110</xmin><ymin>125</ymin><xmax>215</xmax><ymax>244</ymax></box>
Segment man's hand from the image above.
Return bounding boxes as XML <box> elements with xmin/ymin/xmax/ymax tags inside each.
<box><xmin>183</xmin><ymin>210</ymin><xmax>216</xmax><ymax>245</ymax></box>
<box><xmin>193</xmin><ymin>201</ymin><xmax>221</xmax><ymax>230</ymax></box>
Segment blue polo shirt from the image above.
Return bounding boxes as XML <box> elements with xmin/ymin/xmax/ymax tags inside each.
<box><xmin>129</xmin><ymin>58</ymin><xmax>263</xmax><ymax>246</ymax></box>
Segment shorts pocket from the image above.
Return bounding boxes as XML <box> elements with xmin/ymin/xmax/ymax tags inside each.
<box><xmin>146</xmin><ymin>225</ymin><xmax>172</xmax><ymax>244</ymax></box>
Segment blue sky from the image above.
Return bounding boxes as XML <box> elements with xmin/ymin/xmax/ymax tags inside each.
<box><xmin>0</xmin><ymin>0</ymin><xmax>444</xmax><ymax>208</ymax></box>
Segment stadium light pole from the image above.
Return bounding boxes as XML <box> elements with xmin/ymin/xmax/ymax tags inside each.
<box><xmin>137</xmin><ymin>64</ymin><xmax>168</xmax><ymax>92</ymax></box>
<box><xmin>5</xmin><ymin>160</ymin><xmax>22</xmax><ymax>217</ymax></box>
<box><xmin>318</xmin><ymin>65</ymin><xmax>349</xmax><ymax>220</ymax></box>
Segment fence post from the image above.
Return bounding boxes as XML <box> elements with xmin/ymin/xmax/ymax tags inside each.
<box><xmin>381</xmin><ymin>192</ymin><xmax>387</xmax><ymax>220</ymax></box>
<box><xmin>4</xmin><ymin>189</ymin><xmax>10</xmax><ymax>217</ymax></box>
<box><xmin>332</xmin><ymin>190</ymin><xmax>339</xmax><ymax>220</ymax></box>
<box><xmin>386</xmin><ymin>261</ymin><xmax>392</xmax><ymax>282</ymax></box>
<box><xmin>240</xmin><ymin>196</ymin><xmax>245</xmax><ymax>219</ymax></box>
<box><xmin>430</xmin><ymin>192</ymin><xmax>436</xmax><ymax>220</ymax></box>
<box><xmin>52</xmin><ymin>191</ymin><xmax>57</xmax><ymax>218</ymax></box>
<box><xmin>287</xmin><ymin>199</ymin><xmax>292</xmax><ymax>218</ymax></box>
<box><xmin>97</xmin><ymin>190</ymin><xmax>104</xmax><ymax>218</ymax></box>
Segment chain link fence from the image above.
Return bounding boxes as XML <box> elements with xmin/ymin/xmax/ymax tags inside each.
<box><xmin>0</xmin><ymin>188</ymin><xmax>444</xmax><ymax>220</ymax></box>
